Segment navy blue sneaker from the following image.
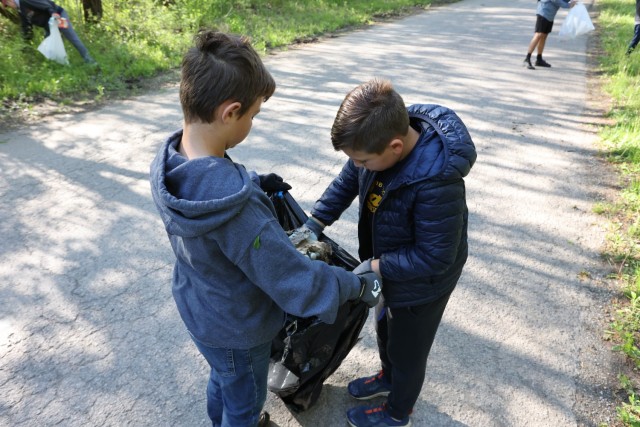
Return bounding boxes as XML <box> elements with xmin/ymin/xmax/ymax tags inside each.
<box><xmin>347</xmin><ymin>403</ymin><xmax>411</xmax><ymax>427</ymax></box>
<box><xmin>348</xmin><ymin>371</ymin><xmax>391</xmax><ymax>400</ymax></box>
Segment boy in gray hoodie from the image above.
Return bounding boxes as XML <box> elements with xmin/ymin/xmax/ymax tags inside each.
<box><xmin>149</xmin><ymin>30</ymin><xmax>382</xmax><ymax>427</ymax></box>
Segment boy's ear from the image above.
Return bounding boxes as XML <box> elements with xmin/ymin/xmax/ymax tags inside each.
<box><xmin>219</xmin><ymin>101</ymin><xmax>242</xmax><ymax>123</ymax></box>
<box><xmin>389</xmin><ymin>138</ymin><xmax>404</xmax><ymax>154</ymax></box>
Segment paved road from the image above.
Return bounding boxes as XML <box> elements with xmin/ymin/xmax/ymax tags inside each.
<box><xmin>1</xmin><ymin>0</ymin><xmax>618</xmax><ymax>425</ymax></box>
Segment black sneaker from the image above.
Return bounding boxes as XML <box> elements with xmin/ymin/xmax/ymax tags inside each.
<box><xmin>258</xmin><ymin>411</ymin><xmax>270</xmax><ymax>426</ymax></box>
<box><xmin>535</xmin><ymin>58</ymin><xmax>551</xmax><ymax>67</ymax></box>
<box><xmin>523</xmin><ymin>58</ymin><xmax>535</xmax><ymax>70</ymax></box>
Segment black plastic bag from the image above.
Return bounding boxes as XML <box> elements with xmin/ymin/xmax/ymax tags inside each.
<box><xmin>268</xmin><ymin>191</ymin><xmax>369</xmax><ymax>412</ymax></box>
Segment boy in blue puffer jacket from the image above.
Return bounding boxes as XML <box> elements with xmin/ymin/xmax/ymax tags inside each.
<box><xmin>149</xmin><ymin>31</ymin><xmax>382</xmax><ymax>427</ymax></box>
<box><xmin>295</xmin><ymin>78</ymin><xmax>476</xmax><ymax>427</ymax></box>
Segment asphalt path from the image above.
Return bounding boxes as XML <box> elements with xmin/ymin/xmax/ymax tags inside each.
<box><xmin>0</xmin><ymin>0</ymin><xmax>619</xmax><ymax>425</ymax></box>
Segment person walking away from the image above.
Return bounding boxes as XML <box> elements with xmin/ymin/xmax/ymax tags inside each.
<box><xmin>627</xmin><ymin>0</ymin><xmax>640</xmax><ymax>55</ymax></box>
<box><xmin>1</xmin><ymin>0</ymin><xmax>96</xmax><ymax>64</ymax></box>
<box><xmin>149</xmin><ymin>30</ymin><xmax>383</xmax><ymax>427</ymax></box>
<box><xmin>291</xmin><ymin>78</ymin><xmax>476</xmax><ymax>427</ymax></box>
<box><xmin>524</xmin><ymin>0</ymin><xmax>576</xmax><ymax>69</ymax></box>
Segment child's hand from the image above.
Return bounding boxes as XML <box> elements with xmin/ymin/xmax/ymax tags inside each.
<box><xmin>288</xmin><ymin>224</ymin><xmax>317</xmax><ymax>246</ymax></box>
<box><xmin>354</xmin><ymin>259</ymin><xmax>383</xmax><ymax>307</ymax></box>
<box><xmin>356</xmin><ymin>271</ymin><xmax>382</xmax><ymax>307</ymax></box>
<box><xmin>288</xmin><ymin>218</ymin><xmax>324</xmax><ymax>245</ymax></box>
<box><xmin>353</xmin><ymin>258</ymin><xmax>381</xmax><ymax>276</ymax></box>
<box><xmin>51</xmin><ymin>13</ymin><xmax>68</xmax><ymax>28</ymax></box>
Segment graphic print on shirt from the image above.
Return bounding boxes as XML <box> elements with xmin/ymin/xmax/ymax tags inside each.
<box><xmin>366</xmin><ymin>179</ymin><xmax>385</xmax><ymax>214</ymax></box>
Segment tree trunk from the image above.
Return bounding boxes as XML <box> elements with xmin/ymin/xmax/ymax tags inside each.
<box><xmin>81</xmin><ymin>0</ymin><xmax>102</xmax><ymax>22</ymax></box>
<box><xmin>0</xmin><ymin>6</ymin><xmax>20</xmax><ymax>24</ymax></box>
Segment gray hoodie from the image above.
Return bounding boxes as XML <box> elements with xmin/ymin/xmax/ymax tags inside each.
<box><xmin>149</xmin><ymin>130</ymin><xmax>362</xmax><ymax>349</ymax></box>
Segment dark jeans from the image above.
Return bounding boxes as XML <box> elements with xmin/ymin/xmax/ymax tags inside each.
<box><xmin>375</xmin><ymin>289</ymin><xmax>454</xmax><ymax>419</ymax></box>
<box><xmin>630</xmin><ymin>24</ymin><xmax>640</xmax><ymax>50</ymax></box>
<box><xmin>190</xmin><ymin>335</ymin><xmax>271</xmax><ymax>427</ymax></box>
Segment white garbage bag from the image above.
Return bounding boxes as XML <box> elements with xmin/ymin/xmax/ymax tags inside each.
<box><xmin>559</xmin><ymin>3</ymin><xmax>595</xmax><ymax>39</ymax></box>
<box><xmin>37</xmin><ymin>17</ymin><xmax>69</xmax><ymax>65</ymax></box>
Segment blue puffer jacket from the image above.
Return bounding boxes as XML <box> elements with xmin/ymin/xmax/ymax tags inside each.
<box><xmin>311</xmin><ymin>104</ymin><xmax>476</xmax><ymax>308</ymax></box>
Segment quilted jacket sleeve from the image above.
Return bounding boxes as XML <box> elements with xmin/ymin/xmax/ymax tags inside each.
<box><xmin>310</xmin><ymin>160</ymin><xmax>360</xmax><ymax>226</ymax></box>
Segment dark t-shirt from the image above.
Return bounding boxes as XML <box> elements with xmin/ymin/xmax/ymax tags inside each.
<box><xmin>358</xmin><ymin>163</ymin><xmax>401</xmax><ymax>261</ymax></box>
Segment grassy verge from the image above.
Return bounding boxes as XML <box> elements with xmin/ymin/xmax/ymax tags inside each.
<box><xmin>0</xmin><ymin>0</ymin><xmax>434</xmax><ymax>112</ymax></box>
<box><xmin>594</xmin><ymin>0</ymin><xmax>640</xmax><ymax>424</ymax></box>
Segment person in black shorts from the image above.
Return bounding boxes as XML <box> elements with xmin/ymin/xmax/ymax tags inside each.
<box><xmin>524</xmin><ymin>0</ymin><xmax>576</xmax><ymax>69</ymax></box>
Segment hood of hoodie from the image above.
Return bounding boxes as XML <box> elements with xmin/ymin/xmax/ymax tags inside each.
<box><xmin>385</xmin><ymin>104</ymin><xmax>476</xmax><ymax>189</ymax></box>
<box><xmin>150</xmin><ymin>130</ymin><xmax>254</xmax><ymax>238</ymax></box>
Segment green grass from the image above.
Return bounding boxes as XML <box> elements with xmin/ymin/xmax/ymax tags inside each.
<box><xmin>0</xmin><ymin>0</ymin><xmax>432</xmax><ymax>105</ymax></box>
<box><xmin>596</xmin><ymin>0</ymin><xmax>640</xmax><ymax>424</ymax></box>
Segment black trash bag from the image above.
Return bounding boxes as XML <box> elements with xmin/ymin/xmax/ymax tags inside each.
<box><xmin>267</xmin><ymin>191</ymin><xmax>369</xmax><ymax>412</ymax></box>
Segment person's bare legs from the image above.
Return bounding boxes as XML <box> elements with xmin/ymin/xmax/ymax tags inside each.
<box><xmin>527</xmin><ymin>32</ymin><xmax>544</xmax><ymax>55</ymax></box>
<box><xmin>524</xmin><ymin>32</ymin><xmax>544</xmax><ymax>69</ymax></box>
<box><xmin>536</xmin><ymin>33</ymin><xmax>548</xmax><ymax>55</ymax></box>
<box><xmin>534</xmin><ymin>33</ymin><xmax>551</xmax><ymax>67</ymax></box>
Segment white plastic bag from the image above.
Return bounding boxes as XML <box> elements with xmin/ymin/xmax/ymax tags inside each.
<box><xmin>37</xmin><ymin>17</ymin><xmax>69</xmax><ymax>65</ymax></box>
<box><xmin>559</xmin><ymin>3</ymin><xmax>595</xmax><ymax>39</ymax></box>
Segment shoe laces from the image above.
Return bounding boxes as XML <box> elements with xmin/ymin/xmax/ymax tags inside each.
<box><xmin>364</xmin><ymin>370</ymin><xmax>385</xmax><ymax>385</ymax></box>
<box><xmin>364</xmin><ymin>402</ymin><xmax>388</xmax><ymax>416</ymax></box>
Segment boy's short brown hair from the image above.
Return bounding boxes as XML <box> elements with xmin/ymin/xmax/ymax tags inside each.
<box><xmin>331</xmin><ymin>78</ymin><xmax>410</xmax><ymax>154</ymax></box>
<box><xmin>180</xmin><ymin>31</ymin><xmax>276</xmax><ymax>124</ymax></box>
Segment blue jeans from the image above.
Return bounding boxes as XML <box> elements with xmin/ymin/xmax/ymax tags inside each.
<box><xmin>44</xmin><ymin>9</ymin><xmax>94</xmax><ymax>63</ymax></box>
<box><xmin>629</xmin><ymin>24</ymin><xmax>640</xmax><ymax>51</ymax></box>
<box><xmin>191</xmin><ymin>335</ymin><xmax>271</xmax><ymax>427</ymax></box>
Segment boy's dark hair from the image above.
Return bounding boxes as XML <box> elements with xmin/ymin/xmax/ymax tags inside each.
<box><xmin>331</xmin><ymin>78</ymin><xmax>409</xmax><ymax>154</ymax></box>
<box><xmin>180</xmin><ymin>30</ymin><xmax>276</xmax><ymax>124</ymax></box>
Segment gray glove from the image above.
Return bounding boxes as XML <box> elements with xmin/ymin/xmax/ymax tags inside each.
<box><xmin>354</xmin><ymin>259</ymin><xmax>382</xmax><ymax>307</ymax></box>
<box><xmin>304</xmin><ymin>217</ymin><xmax>324</xmax><ymax>238</ymax></box>
<box><xmin>353</xmin><ymin>258</ymin><xmax>374</xmax><ymax>275</ymax></box>
<box><xmin>288</xmin><ymin>224</ymin><xmax>317</xmax><ymax>246</ymax></box>
<box><xmin>288</xmin><ymin>218</ymin><xmax>324</xmax><ymax>246</ymax></box>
